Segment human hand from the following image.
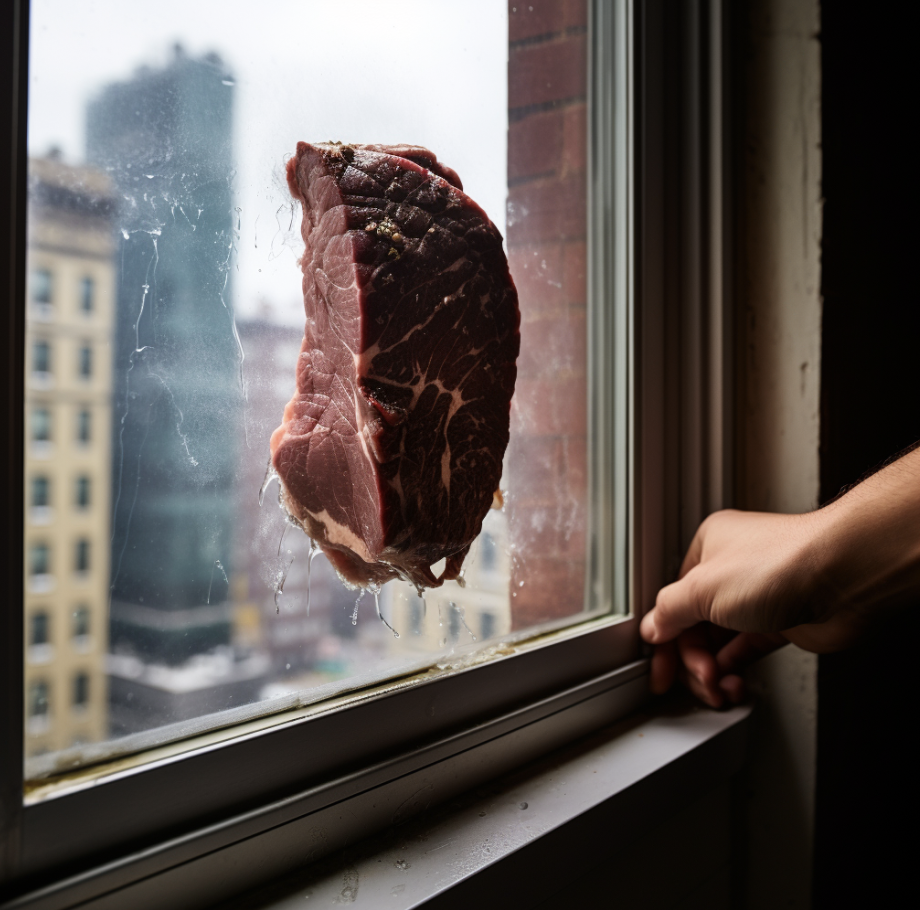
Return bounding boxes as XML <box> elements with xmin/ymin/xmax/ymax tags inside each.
<box><xmin>641</xmin><ymin>449</ymin><xmax>920</xmax><ymax>707</ymax></box>
<box><xmin>639</xmin><ymin>510</ymin><xmax>825</xmax><ymax>707</ymax></box>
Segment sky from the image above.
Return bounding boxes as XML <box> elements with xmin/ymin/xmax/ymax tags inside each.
<box><xmin>29</xmin><ymin>0</ymin><xmax>508</xmax><ymax>324</ymax></box>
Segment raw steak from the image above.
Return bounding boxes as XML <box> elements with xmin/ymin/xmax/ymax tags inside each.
<box><xmin>270</xmin><ymin>142</ymin><xmax>519</xmax><ymax>592</ymax></box>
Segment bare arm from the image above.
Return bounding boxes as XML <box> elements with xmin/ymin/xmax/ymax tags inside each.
<box><xmin>640</xmin><ymin>446</ymin><xmax>920</xmax><ymax>707</ymax></box>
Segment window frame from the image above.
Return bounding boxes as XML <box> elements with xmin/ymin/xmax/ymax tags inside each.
<box><xmin>1</xmin><ymin>0</ymin><xmax>732</xmax><ymax>905</ymax></box>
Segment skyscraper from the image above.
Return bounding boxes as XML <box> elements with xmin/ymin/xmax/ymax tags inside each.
<box><xmin>86</xmin><ymin>46</ymin><xmax>260</xmax><ymax>732</ymax></box>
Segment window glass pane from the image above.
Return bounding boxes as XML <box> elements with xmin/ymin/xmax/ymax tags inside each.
<box><xmin>80</xmin><ymin>276</ymin><xmax>95</xmax><ymax>313</ymax></box>
<box><xmin>73</xmin><ymin>672</ymin><xmax>90</xmax><ymax>708</ymax></box>
<box><xmin>29</xmin><ymin>543</ymin><xmax>50</xmax><ymax>577</ymax></box>
<box><xmin>24</xmin><ymin>0</ymin><xmax>606</xmax><ymax>775</ymax></box>
<box><xmin>31</xmin><ymin>476</ymin><xmax>50</xmax><ymax>507</ymax></box>
<box><xmin>32</xmin><ymin>340</ymin><xmax>51</xmax><ymax>374</ymax></box>
<box><xmin>31</xmin><ymin>407</ymin><xmax>51</xmax><ymax>442</ymax></box>
<box><xmin>31</xmin><ymin>268</ymin><xmax>53</xmax><ymax>305</ymax></box>
<box><xmin>74</xmin><ymin>539</ymin><xmax>91</xmax><ymax>573</ymax></box>
<box><xmin>30</xmin><ymin>612</ymin><xmax>50</xmax><ymax>646</ymax></box>
<box><xmin>78</xmin><ymin>344</ymin><xmax>92</xmax><ymax>378</ymax></box>
<box><xmin>73</xmin><ymin>606</ymin><xmax>91</xmax><ymax>639</ymax></box>
<box><xmin>29</xmin><ymin>681</ymin><xmax>50</xmax><ymax>717</ymax></box>
<box><xmin>76</xmin><ymin>408</ymin><xmax>91</xmax><ymax>443</ymax></box>
<box><xmin>75</xmin><ymin>475</ymin><xmax>91</xmax><ymax>508</ymax></box>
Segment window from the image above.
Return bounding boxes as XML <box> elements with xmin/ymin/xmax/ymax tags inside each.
<box><xmin>77</xmin><ymin>343</ymin><xmax>92</xmax><ymax>379</ymax></box>
<box><xmin>29</xmin><ymin>543</ymin><xmax>50</xmax><ymax>578</ymax></box>
<box><xmin>76</xmin><ymin>408</ymin><xmax>91</xmax><ymax>444</ymax></box>
<box><xmin>479</xmin><ymin>531</ymin><xmax>498</xmax><ymax>573</ymax></box>
<box><xmin>4</xmin><ymin>1</ymin><xmax>731</xmax><ymax>903</ymax></box>
<box><xmin>30</xmin><ymin>612</ymin><xmax>50</xmax><ymax>647</ymax></box>
<box><xmin>30</xmin><ymin>475</ymin><xmax>50</xmax><ymax>508</ymax></box>
<box><xmin>74</xmin><ymin>475</ymin><xmax>91</xmax><ymax>509</ymax></box>
<box><xmin>28</xmin><ymin>681</ymin><xmax>50</xmax><ymax>719</ymax></box>
<box><xmin>32</xmin><ymin>406</ymin><xmax>52</xmax><ymax>442</ymax></box>
<box><xmin>79</xmin><ymin>276</ymin><xmax>94</xmax><ymax>313</ymax></box>
<box><xmin>31</xmin><ymin>267</ymin><xmax>52</xmax><ymax>305</ymax></box>
<box><xmin>73</xmin><ymin>606</ymin><xmax>90</xmax><ymax>640</ymax></box>
<box><xmin>72</xmin><ymin>672</ymin><xmax>90</xmax><ymax>709</ymax></box>
<box><xmin>32</xmin><ymin>339</ymin><xmax>51</xmax><ymax>375</ymax></box>
<box><xmin>74</xmin><ymin>539</ymin><xmax>90</xmax><ymax>574</ymax></box>
<box><xmin>28</xmin><ymin>611</ymin><xmax>53</xmax><ymax>664</ymax></box>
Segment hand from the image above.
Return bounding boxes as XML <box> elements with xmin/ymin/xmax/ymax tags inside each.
<box><xmin>640</xmin><ymin>447</ymin><xmax>920</xmax><ymax>708</ymax></box>
<box><xmin>639</xmin><ymin>510</ymin><xmax>825</xmax><ymax>708</ymax></box>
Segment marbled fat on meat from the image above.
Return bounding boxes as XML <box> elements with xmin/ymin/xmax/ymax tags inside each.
<box><xmin>270</xmin><ymin>142</ymin><xmax>520</xmax><ymax>591</ymax></box>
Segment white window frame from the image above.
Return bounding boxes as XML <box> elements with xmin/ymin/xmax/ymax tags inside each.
<box><xmin>1</xmin><ymin>1</ymin><xmax>731</xmax><ymax>906</ymax></box>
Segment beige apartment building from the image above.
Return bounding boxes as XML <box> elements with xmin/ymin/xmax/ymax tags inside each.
<box><xmin>382</xmin><ymin>508</ymin><xmax>513</xmax><ymax>655</ymax></box>
<box><xmin>23</xmin><ymin>155</ymin><xmax>115</xmax><ymax>758</ymax></box>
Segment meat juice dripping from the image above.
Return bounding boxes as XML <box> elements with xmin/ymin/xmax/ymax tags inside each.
<box><xmin>450</xmin><ymin>601</ymin><xmax>476</xmax><ymax>641</ymax></box>
<box><xmin>276</xmin><ymin>524</ymin><xmax>288</xmax><ymax>557</ymax></box>
<box><xmin>275</xmin><ymin>556</ymin><xmax>293</xmax><ymax>614</ymax></box>
<box><xmin>258</xmin><ymin>457</ymin><xmax>277</xmax><ymax>506</ymax></box>
<box><xmin>305</xmin><ymin>538</ymin><xmax>318</xmax><ymax>616</ymax></box>
<box><xmin>372</xmin><ymin>584</ymin><xmax>399</xmax><ymax>638</ymax></box>
<box><xmin>350</xmin><ymin>584</ymin><xmax>399</xmax><ymax>638</ymax></box>
<box><xmin>351</xmin><ymin>592</ymin><xmax>362</xmax><ymax>626</ymax></box>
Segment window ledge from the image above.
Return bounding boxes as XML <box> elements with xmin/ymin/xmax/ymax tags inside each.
<box><xmin>3</xmin><ymin>667</ymin><xmax>749</xmax><ymax>910</ymax></box>
<box><xmin>226</xmin><ymin>697</ymin><xmax>750</xmax><ymax>909</ymax></box>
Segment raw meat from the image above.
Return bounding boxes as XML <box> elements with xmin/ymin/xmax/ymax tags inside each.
<box><xmin>270</xmin><ymin>142</ymin><xmax>519</xmax><ymax>592</ymax></box>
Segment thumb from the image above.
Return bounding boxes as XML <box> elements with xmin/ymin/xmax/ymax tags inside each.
<box><xmin>641</xmin><ymin>573</ymin><xmax>708</xmax><ymax>644</ymax></box>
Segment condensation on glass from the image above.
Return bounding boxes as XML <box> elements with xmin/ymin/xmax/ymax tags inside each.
<box><xmin>23</xmin><ymin>0</ymin><xmax>607</xmax><ymax>778</ymax></box>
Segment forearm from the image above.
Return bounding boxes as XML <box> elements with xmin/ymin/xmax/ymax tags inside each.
<box><xmin>793</xmin><ymin>446</ymin><xmax>920</xmax><ymax>647</ymax></box>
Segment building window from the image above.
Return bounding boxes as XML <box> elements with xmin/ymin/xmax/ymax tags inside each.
<box><xmin>74</xmin><ymin>539</ymin><xmax>91</xmax><ymax>573</ymax></box>
<box><xmin>80</xmin><ymin>276</ymin><xmax>94</xmax><ymax>313</ymax></box>
<box><xmin>28</xmin><ymin>680</ymin><xmax>50</xmax><ymax>719</ymax></box>
<box><xmin>76</xmin><ymin>408</ymin><xmax>91</xmax><ymax>444</ymax></box>
<box><xmin>480</xmin><ymin>612</ymin><xmax>495</xmax><ymax>640</ymax></box>
<box><xmin>31</xmin><ymin>268</ymin><xmax>52</xmax><ymax>305</ymax></box>
<box><xmin>73</xmin><ymin>672</ymin><xmax>90</xmax><ymax>709</ymax></box>
<box><xmin>78</xmin><ymin>344</ymin><xmax>92</xmax><ymax>379</ymax></box>
<box><xmin>448</xmin><ymin>604</ymin><xmax>461</xmax><ymax>641</ymax></box>
<box><xmin>32</xmin><ymin>339</ymin><xmax>51</xmax><ymax>375</ymax></box>
<box><xmin>479</xmin><ymin>532</ymin><xmax>497</xmax><ymax>573</ymax></box>
<box><xmin>32</xmin><ymin>407</ymin><xmax>52</xmax><ymax>442</ymax></box>
<box><xmin>30</xmin><ymin>611</ymin><xmax>50</xmax><ymax>647</ymax></box>
<box><xmin>75</xmin><ymin>475</ymin><xmax>91</xmax><ymax>509</ymax></box>
<box><xmin>73</xmin><ymin>606</ymin><xmax>90</xmax><ymax>640</ymax></box>
<box><xmin>31</xmin><ymin>475</ymin><xmax>50</xmax><ymax>508</ymax></box>
<box><xmin>29</xmin><ymin>543</ymin><xmax>50</xmax><ymax>577</ymax></box>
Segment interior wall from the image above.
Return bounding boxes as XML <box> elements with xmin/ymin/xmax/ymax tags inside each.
<box><xmin>732</xmin><ymin>0</ymin><xmax>822</xmax><ymax>906</ymax></box>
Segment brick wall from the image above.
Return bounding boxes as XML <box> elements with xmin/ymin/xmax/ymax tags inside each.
<box><xmin>506</xmin><ymin>0</ymin><xmax>588</xmax><ymax>629</ymax></box>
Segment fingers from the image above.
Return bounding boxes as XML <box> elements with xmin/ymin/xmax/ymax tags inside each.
<box><xmin>715</xmin><ymin>631</ymin><xmax>787</xmax><ymax>675</ymax></box>
<box><xmin>677</xmin><ymin>625</ymin><xmax>723</xmax><ymax>707</ymax></box>
<box><xmin>717</xmin><ymin>674</ymin><xmax>745</xmax><ymax>704</ymax></box>
<box><xmin>646</xmin><ymin>626</ymin><xmax>788</xmax><ymax>709</ymax></box>
<box><xmin>640</xmin><ymin>573</ymin><xmax>708</xmax><ymax>645</ymax></box>
<box><xmin>649</xmin><ymin>640</ymin><xmax>678</xmax><ymax>695</ymax></box>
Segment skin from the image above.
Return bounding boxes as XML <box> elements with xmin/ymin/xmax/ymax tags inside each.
<box><xmin>640</xmin><ymin>446</ymin><xmax>920</xmax><ymax>708</ymax></box>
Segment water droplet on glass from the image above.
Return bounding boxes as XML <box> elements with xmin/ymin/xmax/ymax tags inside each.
<box><xmin>285</xmin><ymin>663</ymin><xmax>291</xmax><ymax>671</ymax></box>
<box><xmin>222</xmin><ymin>78</ymin><xmax>235</xmax><ymax>86</ymax></box>
<box><xmin>394</xmin><ymin>859</ymin><xmax>410</xmax><ymax>871</ymax></box>
<box><xmin>519</xmin><ymin>801</ymin><xmax>528</xmax><ymax>810</ymax></box>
